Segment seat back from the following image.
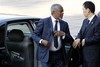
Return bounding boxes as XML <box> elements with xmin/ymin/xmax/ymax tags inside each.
<box><xmin>6</xmin><ymin>29</ymin><xmax>34</xmax><ymax>67</ymax></box>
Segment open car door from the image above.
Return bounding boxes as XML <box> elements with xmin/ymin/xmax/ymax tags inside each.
<box><xmin>0</xmin><ymin>24</ymin><xmax>11</xmax><ymax>67</ymax></box>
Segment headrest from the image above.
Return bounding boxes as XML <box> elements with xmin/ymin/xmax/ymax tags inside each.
<box><xmin>8</xmin><ymin>29</ymin><xmax>24</xmax><ymax>42</ymax></box>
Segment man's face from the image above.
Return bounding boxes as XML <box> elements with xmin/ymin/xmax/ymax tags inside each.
<box><xmin>82</xmin><ymin>6</ymin><xmax>89</xmax><ymax>17</ymax></box>
<box><xmin>54</xmin><ymin>9</ymin><xmax>64</xmax><ymax>19</ymax></box>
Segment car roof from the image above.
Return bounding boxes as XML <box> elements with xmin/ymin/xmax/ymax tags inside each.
<box><xmin>0</xmin><ymin>13</ymin><xmax>40</xmax><ymax>26</ymax></box>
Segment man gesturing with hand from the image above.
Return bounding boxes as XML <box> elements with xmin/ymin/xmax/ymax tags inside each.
<box><xmin>32</xmin><ymin>4</ymin><xmax>73</xmax><ymax>67</ymax></box>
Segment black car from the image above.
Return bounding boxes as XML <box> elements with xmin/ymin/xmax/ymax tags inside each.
<box><xmin>0</xmin><ymin>14</ymin><xmax>41</xmax><ymax>67</ymax></box>
<box><xmin>0</xmin><ymin>14</ymin><xmax>78</xmax><ymax>67</ymax></box>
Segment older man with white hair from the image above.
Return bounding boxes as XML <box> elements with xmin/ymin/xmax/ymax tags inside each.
<box><xmin>32</xmin><ymin>4</ymin><xmax>73</xmax><ymax>67</ymax></box>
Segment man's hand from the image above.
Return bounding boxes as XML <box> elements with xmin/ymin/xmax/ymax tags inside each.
<box><xmin>72</xmin><ymin>39</ymin><xmax>81</xmax><ymax>48</ymax></box>
<box><xmin>41</xmin><ymin>39</ymin><xmax>49</xmax><ymax>47</ymax></box>
<box><xmin>54</xmin><ymin>31</ymin><xmax>65</xmax><ymax>37</ymax></box>
<box><xmin>82</xmin><ymin>39</ymin><xmax>85</xmax><ymax>47</ymax></box>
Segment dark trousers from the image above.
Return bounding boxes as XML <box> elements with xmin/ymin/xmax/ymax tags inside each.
<box><xmin>82</xmin><ymin>62</ymin><xmax>100</xmax><ymax>67</ymax></box>
<box><xmin>41</xmin><ymin>49</ymin><xmax>64</xmax><ymax>67</ymax></box>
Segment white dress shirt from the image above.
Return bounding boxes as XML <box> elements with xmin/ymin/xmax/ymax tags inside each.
<box><xmin>49</xmin><ymin>16</ymin><xmax>61</xmax><ymax>51</ymax></box>
<box><xmin>88</xmin><ymin>14</ymin><xmax>95</xmax><ymax>24</ymax></box>
<box><xmin>39</xmin><ymin>16</ymin><xmax>65</xmax><ymax>51</ymax></box>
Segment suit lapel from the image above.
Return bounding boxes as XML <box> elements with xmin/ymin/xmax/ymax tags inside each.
<box><xmin>90</xmin><ymin>15</ymin><xmax>97</xmax><ymax>25</ymax></box>
<box><xmin>82</xmin><ymin>19</ymin><xmax>89</xmax><ymax>34</ymax></box>
<box><xmin>59</xmin><ymin>20</ymin><xmax>63</xmax><ymax>31</ymax></box>
<box><xmin>48</xmin><ymin>18</ymin><xmax>64</xmax><ymax>32</ymax></box>
<box><xmin>48</xmin><ymin>17</ymin><xmax>53</xmax><ymax>32</ymax></box>
<box><xmin>84</xmin><ymin>15</ymin><xmax>97</xmax><ymax>34</ymax></box>
<box><xmin>47</xmin><ymin>17</ymin><xmax>54</xmax><ymax>43</ymax></box>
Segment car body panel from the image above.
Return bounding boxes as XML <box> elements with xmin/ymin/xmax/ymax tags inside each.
<box><xmin>0</xmin><ymin>14</ymin><xmax>40</xmax><ymax>67</ymax></box>
<box><xmin>0</xmin><ymin>14</ymin><xmax>40</xmax><ymax>26</ymax></box>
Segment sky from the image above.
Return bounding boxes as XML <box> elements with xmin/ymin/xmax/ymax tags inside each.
<box><xmin>0</xmin><ymin>0</ymin><xmax>99</xmax><ymax>17</ymax></box>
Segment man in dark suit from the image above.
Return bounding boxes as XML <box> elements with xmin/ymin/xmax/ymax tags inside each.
<box><xmin>32</xmin><ymin>4</ymin><xmax>73</xmax><ymax>67</ymax></box>
<box><xmin>73</xmin><ymin>1</ymin><xmax>100</xmax><ymax>67</ymax></box>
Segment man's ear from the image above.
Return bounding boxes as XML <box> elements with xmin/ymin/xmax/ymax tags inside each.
<box><xmin>87</xmin><ymin>8</ymin><xmax>91</xmax><ymax>13</ymax></box>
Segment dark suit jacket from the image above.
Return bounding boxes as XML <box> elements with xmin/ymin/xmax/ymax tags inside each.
<box><xmin>32</xmin><ymin>17</ymin><xmax>73</xmax><ymax>64</ymax></box>
<box><xmin>77</xmin><ymin>15</ymin><xmax>100</xmax><ymax>67</ymax></box>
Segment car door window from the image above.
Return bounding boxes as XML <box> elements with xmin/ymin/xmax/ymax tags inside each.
<box><xmin>7</xmin><ymin>22</ymin><xmax>31</xmax><ymax>37</ymax></box>
<box><xmin>31</xmin><ymin>20</ymin><xmax>39</xmax><ymax>29</ymax></box>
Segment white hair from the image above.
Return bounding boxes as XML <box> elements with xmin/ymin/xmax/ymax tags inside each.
<box><xmin>50</xmin><ymin>4</ymin><xmax>63</xmax><ymax>14</ymax></box>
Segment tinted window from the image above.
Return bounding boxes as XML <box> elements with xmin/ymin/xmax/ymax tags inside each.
<box><xmin>31</xmin><ymin>20</ymin><xmax>39</xmax><ymax>29</ymax></box>
<box><xmin>7</xmin><ymin>22</ymin><xmax>31</xmax><ymax>34</ymax></box>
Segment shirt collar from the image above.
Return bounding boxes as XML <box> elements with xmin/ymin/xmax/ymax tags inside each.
<box><xmin>51</xmin><ymin>15</ymin><xmax>56</xmax><ymax>22</ymax></box>
<box><xmin>51</xmin><ymin>15</ymin><xmax>59</xmax><ymax>22</ymax></box>
<box><xmin>88</xmin><ymin>14</ymin><xmax>95</xmax><ymax>22</ymax></box>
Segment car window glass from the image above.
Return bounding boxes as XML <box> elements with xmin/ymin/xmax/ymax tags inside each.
<box><xmin>7</xmin><ymin>23</ymin><xmax>30</xmax><ymax>34</ymax></box>
<box><xmin>31</xmin><ymin>21</ymin><xmax>39</xmax><ymax>29</ymax></box>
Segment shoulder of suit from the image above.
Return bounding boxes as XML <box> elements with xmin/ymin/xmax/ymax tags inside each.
<box><xmin>60</xmin><ymin>19</ymin><xmax>68</xmax><ymax>24</ymax></box>
<box><xmin>39</xmin><ymin>17</ymin><xmax>50</xmax><ymax>23</ymax></box>
<box><xmin>96</xmin><ymin>16</ymin><xmax>100</xmax><ymax>21</ymax></box>
<box><xmin>40</xmin><ymin>17</ymin><xmax>49</xmax><ymax>21</ymax></box>
<box><xmin>83</xmin><ymin>18</ymin><xmax>87</xmax><ymax>21</ymax></box>
<box><xmin>83</xmin><ymin>18</ymin><xmax>88</xmax><ymax>23</ymax></box>
<box><xmin>93</xmin><ymin>16</ymin><xmax>100</xmax><ymax>24</ymax></box>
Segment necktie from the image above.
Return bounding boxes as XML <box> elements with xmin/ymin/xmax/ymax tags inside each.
<box><xmin>87</xmin><ymin>19</ymin><xmax>90</xmax><ymax>25</ymax></box>
<box><xmin>54</xmin><ymin>20</ymin><xmax>58</xmax><ymax>48</ymax></box>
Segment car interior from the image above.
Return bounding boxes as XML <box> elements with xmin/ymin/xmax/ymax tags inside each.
<box><xmin>6</xmin><ymin>29</ymin><xmax>34</xmax><ymax>67</ymax></box>
<box><xmin>0</xmin><ymin>20</ymin><xmax>36</xmax><ymax>67</ymax></box>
